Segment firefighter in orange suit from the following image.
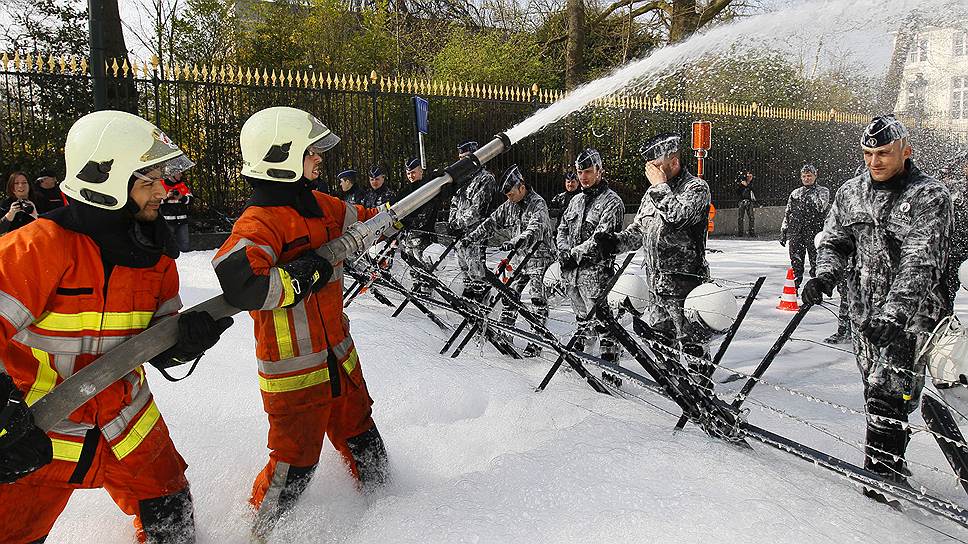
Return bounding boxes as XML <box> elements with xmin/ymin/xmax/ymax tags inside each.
<box><xmin>212</xmin><ymin>106</ymin><xmax>390</xmax><ymax>540</ymax></box>
<box><xmin>0</xmin><ymin>110</ymin><xmax>233</xmax><ymax>543</ymax></box>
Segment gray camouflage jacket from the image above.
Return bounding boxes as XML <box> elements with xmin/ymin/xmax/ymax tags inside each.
<box><xmin>468</xmin><ymin>189</ymin><xmax>554</xmax><ymax>274</ymax></box>
<box><xmin>945</xmin><ymin>177</ymin><xmax>968</xmax><ymax>265</ymax></box>
<box><xmin>449</xmin><ymin>168</ymin><xmax>496</xmax><ymax>230</ymax></box>
<box><xmin>816</xmin><ymin>162</ymin><xmax>951</xmax><ymax>332</ymax></box>
<box><xmin>781</xmin><ymin>185</ymin><xmax>831</xmax><ymax>237</ymax></box>
<box><xmin>616</xmin><ymin>168</ymin><xmax>710</xmax><ymax>297</ymax></box>
<box><xmin>556</xmin><ymin>182</ymin><xmax>625</xmax><ymax>280</ymax></box>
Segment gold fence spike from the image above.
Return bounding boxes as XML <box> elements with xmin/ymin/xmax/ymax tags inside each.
<box><xmin>191</xmin><ymin>64</ymin><xmax>200</xmax><ymax>80</ymax></box>
<box><xmin>200</xmin><ymin>64</ymin><xmax>208</xmax><ymax>80</ymax></box>
<box><xmin>23</xmin><ymin>52</ymin><xmax>32</xmax><ymax>71</ymax></box>
<box><xmin>46</xmin><ymin>53</ymin><xmax>55</xmax><ymax>73</ymax></box>
<box><xmin>59</xmin><ymin>55</ymin><xmax>67</xmax><ymax>73</ymax></box>
<box><xmin>121</xmin><ymin>58</ymin><xmax>131</xmax><ymax>76</ymax></box>
<box><xmin>1</xmin><ymin>52</ymin><xmax>8</xmax><ymax>71</ymax></box>
<box><xmin>79</xmin><ymin>56</ymin><xmax>87</xmax><ymax>74</ymax></box>
<box><xmin>12</xmin><ymin>52</ymin><xmax>21</xmax><ymax>71</ymax></box>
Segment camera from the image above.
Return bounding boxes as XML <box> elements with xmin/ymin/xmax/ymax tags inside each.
<box><xmin>16</xmin><ymin>199</ymin><xmax>33</xmax><ymax>213</ymax></box>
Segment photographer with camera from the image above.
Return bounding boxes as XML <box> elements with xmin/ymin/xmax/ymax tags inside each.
<box><xmin>161</xmin><ymin>171</ymin><xmax>193</xmax><ymax>252</ymax></box>
<box><xmin>0</xmin><ymin>171</ymin><xmax>38</xmax><ymax>235</ymax></box>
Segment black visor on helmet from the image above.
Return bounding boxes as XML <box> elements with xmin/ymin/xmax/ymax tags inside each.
<box><xmin>575</xmin><ymin>148</ymin><xmax>603</xmax><ymax>171</ymax></box>
<box><xmin>501</xmin><ymin>164</ymin><xmax>525</xmax><ymax>193</ymax></box>
<box><xmin>861</xmin><ymin>115</ymin><xmax>909</xmax><ymax>149</ymax></box>
<box><xmin>641</xmin><ymin>133</ymin><xmax>681</xmax><ymax>161</ymax></box>
<box><xmin>457</xmin><ymin>141</ymin><xmax>479</xmax><ymax>154</ymax></box>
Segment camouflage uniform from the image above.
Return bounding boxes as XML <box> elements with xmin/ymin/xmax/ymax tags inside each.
<box><xmin>556</xmin><ymin>182</ymin><xmax>625</xmax><ymax>357</ymax></box>
<box><xmin>815</xmin><ymin>162</ymin><xmax>951</xmax><ymax>474</ymax></box>
<box><xmin>615</xmin><ymin>169</ymin><xmax>712</xmax><ymax>380</ymax></box>
<box><xmin>468</xmin><ymin>189</ymin><xmax>554</xmax><ymax>333</ymax></box>
<box><xmin>397</xmin><ymin>172</ymin><xmax>443</xmax><ymax>294</ymax></box>
<box><xmin>549</xmin><ymin>189</ymin><xmax>580</xmax><ymax>228</ymax></box>
<box><xmin>450</xmin><ymin>168</ymin><xmax>496</xmax><ymax>296</ymax></box>
<box><xmin>942</xmin><ymin>176</ymin><xmax>968</xmax><ymax>313</ymax></box>
<box><xmin>781</xmin><ymin>184</ymin><xmax>831</xmax><ymax>287</ymax></box>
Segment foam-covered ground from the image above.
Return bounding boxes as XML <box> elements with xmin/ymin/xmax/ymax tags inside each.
<box><xmin>46</xmin><ymin>239</ymin><xmax>968</xmax><ymax>542</ymax></box>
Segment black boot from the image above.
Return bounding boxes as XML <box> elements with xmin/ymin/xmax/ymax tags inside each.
<box><xmin>346</xmin><ymin>426</ymin><xmax>390</xmax><ymax>494</ymax></box>
<box><xmin>251</xmin><ymin>464</ymin><xmax>317</xmax><ymax>541</ymax></box>
<box><xmin>139</xmin><ymin>487</ymin><xmax>196</xmax><ymax>544</ymax></box>
<box><xmin>862</xmin><ymin>398</ymin><xmax>910</xmax><ymax>508</ymax></box>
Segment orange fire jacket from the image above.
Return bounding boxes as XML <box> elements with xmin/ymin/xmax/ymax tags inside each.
<box><xmin>0</xmin><ymin>219</ymin><xmax>181</xmax><ymax>475</ymax></box>
<box><xmin>212</xmin><ymin>192</ymin><xmax>378</xmax><ymax>413</ymax></box>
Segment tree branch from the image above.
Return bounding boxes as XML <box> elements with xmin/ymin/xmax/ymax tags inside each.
<box><xmin>543</xmin><ymin>0</ymin><xmax>666</xmax><ymax>47</ymax></box>
<box><xmin>696</xmin><ymin>0</ymin><xmax>733</xmax><ymax>28</ymax></box>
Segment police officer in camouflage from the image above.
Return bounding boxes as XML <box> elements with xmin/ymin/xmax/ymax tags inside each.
<box><xmin>466</xmin><ymin>165</ymin><xmax>554</xmax><ymax>357</ymax></box>
<box><xmin>450</xmin><ymin>140</ymin><xmax>497</xmax><ymax>300</ymax></box>
<box><xmin>549</xmin><ymin>171</ymin><xmax>580</xmax><ymax>228</ymax></box>
<box><xmin>780</xmin><ymin>164</ymin><xmax>831</xmax><ymax>288</ymax></box>
<box><xmin>804</xmin><ymin>115</ymin><xmax>951</xmax><ymax>503</ymax></box>
<box><xmin>596</xmin><ymin>133</ymin><xmax>713</xmax><ymax>386</ymax></box>
<box><xmin>397</xmin><ymin>158</ymin><xmax>444</xmax><ymax>295</ymax></box>
<box><xmin>557</xmin><ymin>148</ymin><xmax>625</xmax><ymax>362</ymax></box>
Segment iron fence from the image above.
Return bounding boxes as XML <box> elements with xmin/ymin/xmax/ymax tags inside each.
<box><xmin>2</xmin><ymin>52</ymin><xmax>912</xmax><ymax>230</ymax></box>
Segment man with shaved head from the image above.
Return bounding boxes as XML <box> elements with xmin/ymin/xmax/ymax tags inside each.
<box><xmin>804</xmin><ymin>115</ymin><xmax>951</xmax><ymax>505</ymax></box>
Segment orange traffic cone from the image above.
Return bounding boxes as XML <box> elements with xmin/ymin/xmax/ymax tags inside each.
<box><xmin>776</xmin><ymin>268</ymin><xmax>800</xmax><ymax>311</ymax></box>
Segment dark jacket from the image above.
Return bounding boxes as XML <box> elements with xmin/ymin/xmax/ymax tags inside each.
<box><xmin>550</xmin><ymin>189</ymin><xmax>580</xmax><ymax>220</ymax></box>
<box><xmin>361</xmin><ymin>185</ymin><xmax>395</xmax><ymax>209</ymax></box>
<box><xmin>735</xmin><ymin>182</ymin><xmax>756</xmax><ymax>202</ymax></box>
<box><xmin>781</xmin><ymin>184</ymin><xmax>830</xmax><ymax>238</ymax></box>
<box><xmin>335</xmin><ymin>185</ymin><xmax>365</xmax><ymax>205</ymax></box>
<box><xmin>31</xmin><ymin>185</ymin><xmax>66</xmax><ymax>215</ymax></box>
<box><xmin>0</xmin><ymin>197</ymin><xmax>36</xmax><ymax>235</ymax></box>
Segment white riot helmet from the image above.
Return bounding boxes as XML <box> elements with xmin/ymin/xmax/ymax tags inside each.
<box><xmin>959</xmin><ymin>260</ymin><xmax>968</xmax><ymax>289</ymax></box>
<box><xmin>684</xmin><ymin>283</ymin><xmax>738</xmax><ymax>334</ymax></box>
<box><xmin>240</xmin><ymin>106</ymin><xmax>340</xmax><ymax>182</ymax></box>
<box><xmin>61</xmin><ymin>110</ymin><xmax>194</xmax><ymax>210</ymax></box>
<box><xmin>924</xmin><ymin>316</ymin><xmax>968</xmax><ymax>420</ymax></box>
<box><xmin>814</xmin><ymin>231</ymin><xmax>825</xmax><ymax>249</ymax></box>
<box><xmin>607</xmin><ymin>274</ymin><xmax>650</xmax><ymax>314</ymax></box>
<box><xmin>544</xmin><ymin>261</ymin><xmax>563</xmax><ymax>288</ymax></box>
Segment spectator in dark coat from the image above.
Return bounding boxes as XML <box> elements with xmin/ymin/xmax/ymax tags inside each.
<box><xmin>0</xmin><ymin>171</ymin><xmax>38</xmax><ymax>235</ymax></box>
<box><xmin>30</xmin><ymin>170</ymin><xmax>66</xmax><ymax>214</ymax></box>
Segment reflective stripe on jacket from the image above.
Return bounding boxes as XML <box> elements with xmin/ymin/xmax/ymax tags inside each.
<box><xmin>0</xmin><ymin>219</ymin><xmax>180</xmax><ymax>464</ymax></box>
<box><xmin>212</xmin><ymin>191</ymin><xmax>379</xmax><ymax>412</ymax></box>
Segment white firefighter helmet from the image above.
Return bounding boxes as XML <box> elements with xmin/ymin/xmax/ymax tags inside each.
<box><xmin>607</xmin><ymin>274</ymin><xmax>650</xmax><ymax>313</ymax></box>
<box><xmin>684</xmin><ymin>283</ymin><xmax>738</xmax><ymax>333</ymax></box>
<box><xmin>240</xmin><ymin>106</ymin><xmax>340</xmax><ymax>182</ymax></box>
<box><xmin>61</xmin><ymin>110</ymin><xmax>194</xmax><ymax>210</ymax></box>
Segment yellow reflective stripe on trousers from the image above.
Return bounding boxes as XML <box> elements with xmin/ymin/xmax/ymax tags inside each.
<box><xmin>259</xmin><ymin>367</ymin><xmax>330</xmax><ymax>393</ymax></box>
<box><xmin>51</xmin><ymin>438</ymin><xmax>83</xmax><ymax>462</ymax></box>
<box><xmin>111</xmin><ymin>400</ymin><xmax>161</xmax><ymax>459</ymax></box>
<box><xmin>258</xmin><ymin>349</ymin><xmax>359</xmax><ymax>393</ymax></box>
<box><xmin>277</xmin><ymin>268</ymin><xmax>296</xmax><ymax>308</ymax></box>
<box><xmin>35</xmin><ymin>311</ymin><xmax>154</xmax><ymax>332</ymax></box>
<box><xmin>25</xmin><ymin>348</ymin><xmax>58</xmax><ymax>406</ymax></box>
<box><xmin>272</xmin><ymin>308</ymin><xmax>295</xmax><ymax>359</ymax></box>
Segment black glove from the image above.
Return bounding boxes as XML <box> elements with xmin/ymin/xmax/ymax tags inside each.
<box><xmin>801</xmin><ymin>277</ymin><xmax>833</xmax><ymax>306</ymax></box>
<box><xmin>862</xmin><ymin>315</ymin><xmax>904</xmax><ymax>348</ymax></box>
<box><xmin>559</xmin><ymin>250</ymin><xmax>579</xmax><ymax>271</ymax></box>
<box><xmin>279</xmin><ymin>251</ymin><xmax>334</xmax><ymax>306</ymax></box>
<box><xmin>500</xmin><ymin>237</ymin><xmax>525</xmax><ymax>251</ymax></box>
<box><xmin>150</xmin><ymin>311</ymin><xmax>234</xmax><ymax>371</ymax></box>
<box><xmin>594</xmin><ymin>231</ymin><xmax>619</xmax><ymax>256</ymax></box>
<box><xmin>0</xmin><ymin>373</ymin><xmax>52</xmax><ymax>483</ymax></box>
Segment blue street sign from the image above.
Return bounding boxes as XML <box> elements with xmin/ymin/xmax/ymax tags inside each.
<box><xmin>413</xmin><ymin>96</ymin><xmax>429</xmax><ymax>134</ymax></box>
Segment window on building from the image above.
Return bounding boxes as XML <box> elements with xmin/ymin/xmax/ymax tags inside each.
<box><xmin>908</xmin><ymin>37</ymin><xmax>929</xmax><ymax>63</ymax></box>
<box><xmin>955</xmin><ymin>32</ymin><xmax>968</xmax><ymax>57</ymax></box>
<box><xmin>953</xmin><ymin>77</ymin><xmax>968</xmax><ymax>119</ymax></box>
